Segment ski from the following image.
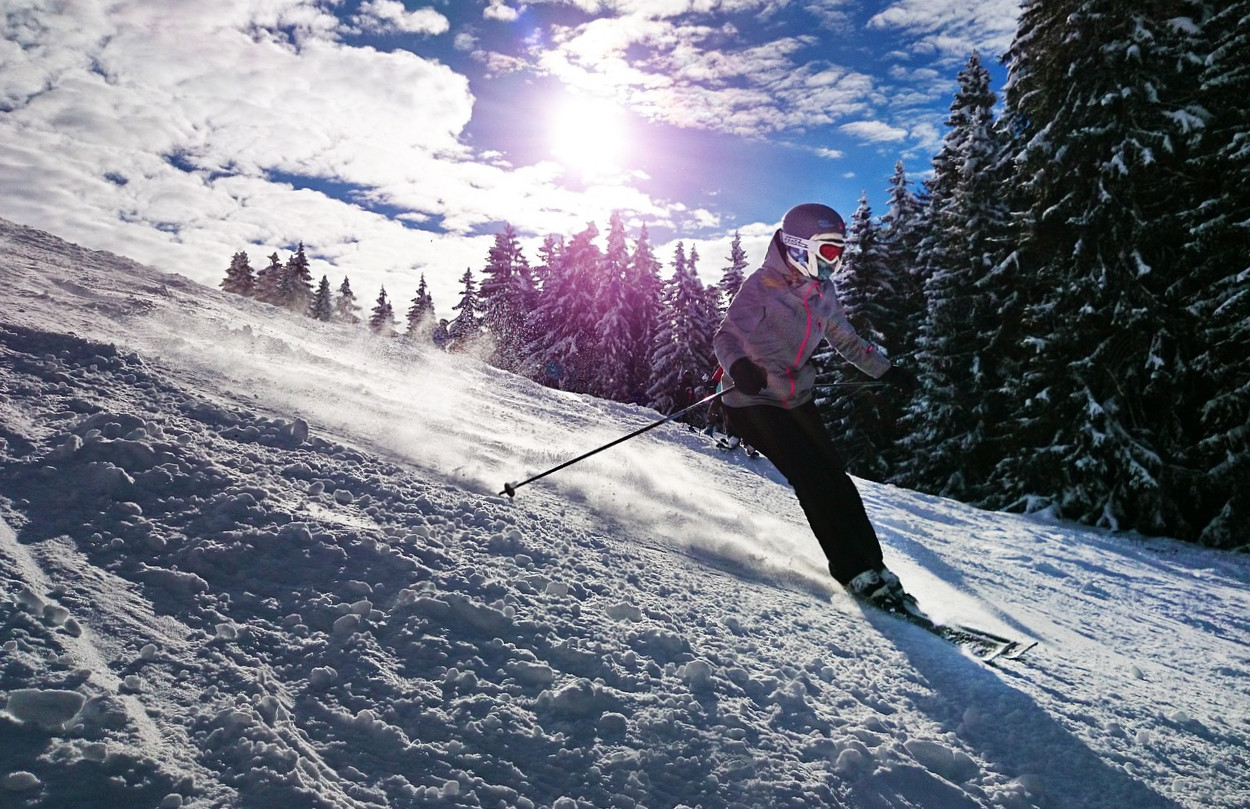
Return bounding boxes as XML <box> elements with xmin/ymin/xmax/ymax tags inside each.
<box><xmin>933</xmin><ymin>622</ymin><xmax>1038</xmax><ymax>662</ymax></box>
<box><xmin>864</xmin><ymin>597</ymin><xmax>1038</xmax><ymax>662</ymax></box>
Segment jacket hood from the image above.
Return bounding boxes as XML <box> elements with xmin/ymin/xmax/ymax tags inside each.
<box><xmin>762</xmin><ymin>230</ymin><xmax>803</xmax><ymax>283</ymax></box>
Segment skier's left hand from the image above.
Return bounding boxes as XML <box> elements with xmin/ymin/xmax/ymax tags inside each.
<box><xmin>881</xmin><ymin>365</ymin><xmax>918</xmax><ymax>396</ymax></box>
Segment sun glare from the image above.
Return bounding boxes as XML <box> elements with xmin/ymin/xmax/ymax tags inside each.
<box><xmin>547</xmin><ymin>95</ymin><xmax>630</xmax><ymax>181</ymax></box>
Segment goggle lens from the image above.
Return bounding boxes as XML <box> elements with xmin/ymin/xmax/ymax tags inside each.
<box><xmin>817</xmin><ymin>242</ymin><xmax>844</xmax><ymax>261</ymax></box>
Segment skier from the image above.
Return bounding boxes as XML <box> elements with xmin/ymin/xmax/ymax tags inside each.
<box><xmin>713</xmin><ymin>202</ymin><xmax>918</xmax><ymax>609</ymax></box>
<box><xmin>703</xmin><ymin>367</ymin><xmax>730</xmax><ymax>440</ymax></box>
<box><xmin>432</xmin><ymin>319</ymin><xmax>451</xmax><ymax>349</ymax></box>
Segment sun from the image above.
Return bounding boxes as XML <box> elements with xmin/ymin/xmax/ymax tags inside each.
<box><xmin>547</xmin><ymin>95</ymin><xmax>630</xmax><ymax>181</ymax></box>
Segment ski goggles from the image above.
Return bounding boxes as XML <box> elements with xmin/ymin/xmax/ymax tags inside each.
<box><xmin>781</xmin><ymin>231</ymin><xmax>846</xmax><ymax>278</ymax></box>
<box><xmin>781</xmin><ymin>231</ymin><xmax>846</xmax><ymax>262</ymax></box>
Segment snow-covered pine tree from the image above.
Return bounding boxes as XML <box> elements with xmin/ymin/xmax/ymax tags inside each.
<box><xmin>335</xmin><ymin>277</ymin><xmax>361</xmax><ymax>324</ymax></box>
<box><xmin>448</xmin><ymin>267</ymin><xmax>484</xmax><ymax>349</ymax></box>
<box><xmin>308</xmin><ymin>275</ymin><xmax>334</xmax><ymax>321</ymax></box>
<box><xmin>368</xmin><ymin>286</ymin><xmax>396</xmax><ymax>336</ymax></box>
<box><xmin>686</xmin><ymin>245</ymin><xmax>719</xmax><ymax>383</ymax></box>
<box><xmin>405</xmin><ymin>274</ymin><xmax>436</xmax><ymax>340</ymax></box>
<box><xmin>826</xmin><ymin>179</ymin><xmax>917</xmax><ymax>480</ymax></box>
<box><xmin>1181</xmin><ymin>0</ymin><xmax>1250</xmax><ymax>546</ymax></box>
<box><xmin>520</xmin><ymin>234</ymin><xmax>564</xmax><ymax>385</ymax></box>
<box><xmin>277</xmin><ymin>242</ymin><xmax>314</xmax><ymax>313</ymax></box>
<box><xmin>815</xmin><ymin>190</ymin><xmax>898</xmax><ymax>480</ymax></box>
<box><xmin>647</xmin><ymin>243</ymin><xmax>707</xmax><ymax>416</ymax></box>
<box><xmin>531</xmin><ymin>234</ymin><xmax>562</xmax><ymax>298</ymax></box>
<box><xmin>525</xmin><ymin>225</ymin><xmax>600</xmax><ymax>393</ymax></box>
<box><xmin>591</xmin><ymin>211</ymin><xmax>636</xmax><ymax>401</ymax></box>
<box><xmin>479</xmin><ymin>224</ymin><xmax>534</xmax><ymax>371</ymax></box>
<box><xmin>895</xmin><ymin>51</ymin><xmax>1013</xmax><ymax>500</ymax></box>
<box><xmin>254</xmin><ymin>253</ymin><xmax>284</xmax><ymax>305</ymax></box>
<box><xmin>221</xmin><ymin>251</ymin><xmax>255</xmax><ymax>296</ymax></box>
<box><xmin>716</xmin><ymin>231</ymin><xmax>748</xmax><ymax>309</ymax></box>
<box><xmin>991</xmin><ymin>0</ymin><xmax>1205</xmax><ymax>537</ymax></box>
<box><xmin>622</xmin><ymin>225</ymin><xmax>664</xmax><ymax>404</ymax></box>
<box><xmin>876</xmin><ymin>161</ymin><xmax>926</xmax><ymax>358</ymax></box>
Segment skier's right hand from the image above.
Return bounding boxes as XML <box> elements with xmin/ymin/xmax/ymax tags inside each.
<box><xmin>881</xmin><ymin>365</ymin><xmax>918</xmax><ymax>396</ymax></box>
<box><xmin>730</xmin><ymin>357</ymin><xmax>768</xmax><ymax>395</ymax></box>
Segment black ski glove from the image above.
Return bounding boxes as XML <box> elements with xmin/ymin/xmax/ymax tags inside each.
<box><xmin>730</xmin><ymin>357</ymin><xmax>768</xmax><ymax>395</ymax></box>
<box><xmin>881</xmin><ymin>365</ymin><xmax>918</xmax><ymax>396</ymax></box>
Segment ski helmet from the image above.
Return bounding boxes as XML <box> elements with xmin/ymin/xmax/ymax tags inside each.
<box><xmin>780</xmin><ymin>203</ymin><xmax>846</xmax><ymax>280</ymax></box>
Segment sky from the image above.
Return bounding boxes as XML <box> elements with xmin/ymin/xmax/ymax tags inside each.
<box><xmin>3</xmin><ymin>215</ymin><xmax>1249</xmax><ymax>809</ymax></box>
<box><xmin>0</xmin><ymin>0</ymin><xmax>1021</xmax><ymax>312</ymax></box>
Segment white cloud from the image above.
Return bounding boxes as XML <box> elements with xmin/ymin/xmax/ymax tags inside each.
<box><xmin>354</xmin><ymin>1</ymin><xmax>450</xmax><ymax>35</ymax></box>
<box><xmin>869</xmin><ymin>0</ymin><xmax>1021</xmax><ymax>60</ymax></box>
<box><xmin>838</xmin><ymin>120</ymin><xmax>908</xmax><ymax>142</ymax></box>
<box><xmin>535</xmin><ymin>15</ymin><xmax>878</xmax><ymax>138</ymax></box>
<box><xmin>483</xmin><ymin>1</ymin><xmax>521</xmax><ymax>22</ymax></box>
<box><xmin>803</xmin><ymin>0</ymin><xmax>855</xmax><ymax>30</ymax></box>
<box><xmin>0</xmin><ymin>0</ymin><xmax>675</xmax><ymax>312</ymax></box>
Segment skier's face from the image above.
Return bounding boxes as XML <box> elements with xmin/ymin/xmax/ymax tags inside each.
<box><xmin>782</xmin><ymin>231</ymin><xmax>845</xmax><ymax>280</ymax></box>
<box><xmin>811</xmin><ymin>235</ymin><xmax>845</xmax><ymax>281</ymax></box>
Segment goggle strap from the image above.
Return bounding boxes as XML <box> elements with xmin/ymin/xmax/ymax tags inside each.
<box><xmin>781</xmin><ymin>232</ymin><xmax>845</xmax><ymax>250</ymax></box>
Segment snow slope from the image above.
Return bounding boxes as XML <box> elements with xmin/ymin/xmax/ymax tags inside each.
<box><xmin>0</xmin><ymin>217</ymin><xmax>1247</xmax><ymax>809</ymax></box>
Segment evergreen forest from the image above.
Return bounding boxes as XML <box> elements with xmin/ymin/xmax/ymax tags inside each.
<box><xmin>220</xmin><ymin>0</ymin><xmax>1247</xmax><ymax>550</ymax></box>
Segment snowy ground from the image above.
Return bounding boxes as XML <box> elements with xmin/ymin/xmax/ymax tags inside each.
<box><xmin>0</xmin><ymin>216</ymin><xmax>1247</xmax><ymax>809</ymax></box>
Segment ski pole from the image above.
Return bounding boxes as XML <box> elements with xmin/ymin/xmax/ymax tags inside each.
<box><xmin>817</xmin><ymin>382</ymin><xmax>893</xmax><ymax>390</ymax></box>
<box><xmin>500</xmin><ymin>385</ymin><xmax>734</xmax><ymax>498</ymax></box>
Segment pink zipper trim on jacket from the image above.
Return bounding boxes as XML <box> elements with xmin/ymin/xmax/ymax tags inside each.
<box><xmin>784</xmin><ymin>281</ymin><xmax>820</xmax><ymax>405</ymax></box>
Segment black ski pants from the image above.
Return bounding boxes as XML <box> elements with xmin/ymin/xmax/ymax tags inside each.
<box><xmin>725</xmin><ymin>400</ymin><xmax>883</xmax><ymax>585</ymax></box>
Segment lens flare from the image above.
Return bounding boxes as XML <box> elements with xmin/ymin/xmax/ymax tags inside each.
<box><xmin>547</xmin><ymin>95</ymin><xmax>630</xmax><ymax>181</ymax></box>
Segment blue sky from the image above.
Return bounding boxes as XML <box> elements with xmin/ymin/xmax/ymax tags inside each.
<box><xmin>0</xmin><ymin>0</ymin><xmax>1020</xmax><ymax>312</ymax></box>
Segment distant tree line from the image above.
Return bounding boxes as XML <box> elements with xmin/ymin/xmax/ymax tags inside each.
<box><xmin>220</xmin><ymin>218</ymin><xmax>750</xmax><ymax>415</ymax></box>
<box><xmin>220</xmin><ymin>0</ymin><xmax>1247</xmax><ymax>549</ymax></box>
<box><xmin>221</xmin><ymin>242</ymin><xmax>446</xmax><ymax>341</ymax></box>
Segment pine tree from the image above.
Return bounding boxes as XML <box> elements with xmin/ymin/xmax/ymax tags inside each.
<box><xmin>696</xmin><ymin>282</ymin><xmax>723</xmax><ymax>386</ymax></box>
<box><xmin>448</xmin><ymin>267</ymin><xmax>483</xmax><ymax>349</ymax></box>
<box><xmin>335</xmin><ymin>277</ymin><xmax>361</xmax><ymax>324</ymax></box>
<box><xmin>821</xmin><ymin>179</ymin><xmax>920</xmax><ymax>481</ymax></box>
<box><xmin>897</xmin><ymin>51</ymin><xmax>1013</xmax><ymax>499</ymax></box>
<box><xmin>308</xmin><ymin>275</ymin><xmax>334</xmax><ymax>321</ymax></box>
<box><xmin>686</xmin><ymin>245</ymin><xmax>719</xmax><ymax>381</ymax></box>
<box><xmin>405</xmin><ymin>274</ymin><xmax>436</xmax><ymax>339</ymax></box>
<box><xmin>622</xmin><ymin>225</ymin><xmax>664</xmax><ymax>403</ymax></box>
<box><xmin>591</xmin><ymin>211</ymin><xmax>636</xmax><ymax>401</ymax></box>
<box><xmin>816</xmin><ymin>190</ymin><xmax>900</xmax><ymax>479</ymax></box>
<box><xmin>876</xmin><ymin>161</ymin><xmax>926</xmax><ymax>357</ymax></box>
<box><xmin>277</xmin><ymin>242</ymin><xmax>314</xmax><ymax>313</ymax></box>
<box><xmin>221</xmin><ymin>251</ymin><xmax>255</xmax><ymax>296</ymax></box>
<box><xmin>842</xmin><ymin>192</ymin><xmax>887</xmax><ymax>298</ymax></box>
<box><xmin>647</xmin><ymin>243</ymin><xmax>707</xmax><ymax>415</ymax></box>
<box><xmin>522</xmin><ymin>234</ymin><xmax>565</xmax><ymax>385</ymax></box>
<box><xmin>992</xmin><ymin>0</ymin><xmax>1206</xmax><ymax>536</ymax></box>
<box><xmin>368</xmin><ymin>286</ymin><xmax>396</xmax><ymax>336</ymax></box>
<box><xmin>1181</xmin><ymin>0</ymin><xmax>1250</xmax><ymax>546</ymax></box>
<box><xmin>531</xmin><ymin>234</ymin><xmax>563</xmax><ymax>298</ymax></box>
<box><xmin>717</xmin><ymin>231</ymin><xmax>748</xmax><ymax>309</ymax></box>
<box><xmin>254</xmin><ymin>253</ymin><xmax>284</xmax><ymax>305</ymax></box>
<box><xmin>526</xmin><ymin>225</ymin><xmax>600</xmax><ymax>392</ymax></box>
<box><xmin>479</xmin><ymin>224</ymin><xmax>534</xmax><ymax>370</ymax></box>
